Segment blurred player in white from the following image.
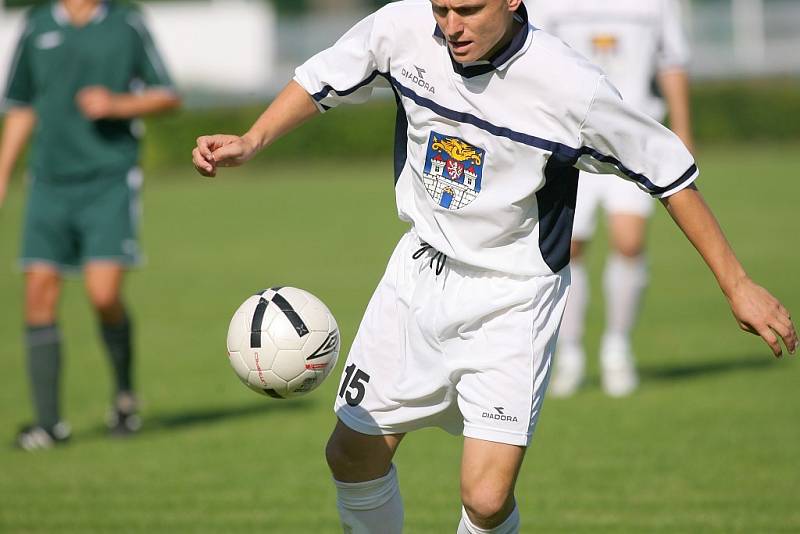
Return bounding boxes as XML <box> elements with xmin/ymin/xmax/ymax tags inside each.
<box><xmin>530</xmin><ymin>0</ymin><xmax>695</xmax><ymax>397</ymax></box>
<box><xmin>192</xmin><ymin>1</ymin><xmax>796</xmax><ymax>532</ymax></box>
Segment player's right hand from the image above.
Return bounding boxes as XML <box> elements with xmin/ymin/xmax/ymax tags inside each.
<box><xmin>76</xmin><ymin>86</ymin><xmax>117</xmax><ymax>120</ymax></box>
<box><xmin>193</xmin><ymin>134</ymin><xmax>259</xmax><ymax>178</ymax></box>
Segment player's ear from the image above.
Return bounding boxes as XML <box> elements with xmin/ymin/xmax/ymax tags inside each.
<box><xmin>506</xmin><ymin>0</ymin><xmax>523</xmax><ymax>13</ymax></box>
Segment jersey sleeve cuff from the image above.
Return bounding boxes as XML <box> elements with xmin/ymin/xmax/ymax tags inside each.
<box><xmin>657</xmin><ymin>62</ymin><xmax>689</xmax><ymax>73</ymax></box>
<box><xmin>652</xmin><ymin>164</ymin><xmax>699</xmax><ymax>199</ymax></box>
<box><xmin>293</xmin><ymin>74</ymin><xmax>332</xmax><ymax>114</ymax></box>
<box><xmin>1</xmin><ymin>97</ymin><xmax>33</xmax><ymax>113</ymax></box>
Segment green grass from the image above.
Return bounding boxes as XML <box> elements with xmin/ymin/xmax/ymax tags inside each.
<box><xmin>0</xmin><ymin>143</ymin><xmax>798</xmax><ymax>533</ymax></box>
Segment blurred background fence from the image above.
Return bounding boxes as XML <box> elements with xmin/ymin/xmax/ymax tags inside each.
<box><xmin>1</xmin><ymin>0</ymin><xmax>799</xmax><ymax>165</ymax></box>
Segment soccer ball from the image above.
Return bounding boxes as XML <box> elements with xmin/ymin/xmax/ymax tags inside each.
<box><xmin>226</xmin><ymin>287</ymin><xmax>340</xmax><ymax>399</ymax></box>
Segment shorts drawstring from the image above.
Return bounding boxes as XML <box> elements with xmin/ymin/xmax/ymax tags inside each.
<box><xmin>412</xmin><ymin>242</ymin><xmax>447</xmax><ymax>275</ymax></box>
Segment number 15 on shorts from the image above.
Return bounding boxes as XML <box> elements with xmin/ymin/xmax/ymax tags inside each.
<box><xmin>338</xmin><ymin>364</ymin><xmax>371</xmax><ymax>406</ymax></box>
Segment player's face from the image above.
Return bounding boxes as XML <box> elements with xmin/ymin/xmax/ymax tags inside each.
<box><xmin>431</xmin><ymin>0</ymin><xmax>522</xmax><ymax>64</ymax></box>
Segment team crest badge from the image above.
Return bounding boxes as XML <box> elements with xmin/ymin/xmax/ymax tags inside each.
<box><xmin>422</xmin><ymin>132</ymin><xmax>486</xmax><ymax>210</ymax></box>
<box><xmin>591</xmin><ymin>33</ymin><xmax>619</xmax><ymax>56</ymax></box>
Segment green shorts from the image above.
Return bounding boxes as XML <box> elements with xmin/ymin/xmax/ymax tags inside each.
<box><xmin>21</xmin><ymin>168</ymin><xmax>143</xmax><ymax>271</ymax></box>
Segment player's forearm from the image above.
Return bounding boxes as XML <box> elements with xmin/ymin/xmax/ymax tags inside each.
<box><xmin>110</xmin><ymin>89</ymin><xmax>181</xmax><ymax>118</ymax></box>
<box><xmin>242</xmin><ymin>81</ymin><xmax>320</xmax><ymax>152</ymax></box>
<box><xmin>658</xmin><ymin>68</ymin><xmax>694</xmax><ymax>152</ymax></box>
<box><xmin>661</xmin><ymin>186</ymin><xmax>748</xmax><ymax>297</ymax></box>
<box><xmin>0</xmin><ymin>107</ymin><xmax>36</xmax><ymax>178</ymax></box>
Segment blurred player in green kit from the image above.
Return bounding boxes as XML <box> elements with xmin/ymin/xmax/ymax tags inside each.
<box><xmin>0</xmin><ymin>0</ymin><xmax>180</xmax><ymax>450</ymax></box>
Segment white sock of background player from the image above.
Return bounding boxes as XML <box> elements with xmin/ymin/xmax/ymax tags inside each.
<box><xmin>602</xmin><ymin>253</ymin><xmax>648</xmax><ymax>358</ymax></box>
<box><xmin>457</xmin><ymin>504</ymin><xmax>520</xmax><ymax>533</ymax></box>
<box><xmin>335</xmin><ymin>464</ymin><xmax>403</xmax><ymax>534</ymax></box>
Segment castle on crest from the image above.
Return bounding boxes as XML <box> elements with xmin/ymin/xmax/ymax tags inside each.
<box><xmin>423</xmin><ymin>152</ymin><xmax>482</xmax><ymax>210</ymax></box>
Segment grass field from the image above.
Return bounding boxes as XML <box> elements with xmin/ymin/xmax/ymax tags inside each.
<box><xmin>0</xmin><ymin>143</ymin><xmax>798</xmax><ymax>533</ymax></box>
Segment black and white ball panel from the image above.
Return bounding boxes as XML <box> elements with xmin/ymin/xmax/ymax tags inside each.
<box><xmin>226</xmin><ymin>287</ymin><xmax>340</xmax><ymax>399</ymax></box>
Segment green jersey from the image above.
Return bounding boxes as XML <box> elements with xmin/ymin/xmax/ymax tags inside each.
<box><xmin>3</xmin><ymin>1</ymin><xmax>174</xmax><ymax>180</ymax></box>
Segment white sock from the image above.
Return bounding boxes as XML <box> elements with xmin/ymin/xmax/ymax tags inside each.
<box><xmin>559</xmin><ymin>260</ymin><xmax>589</xmax><ymax>355</ymax></box>
<box><xmin>335</xmin><ymin>464</ymin><xmax>403</xmax><ymax>534</ymax></box>
<box><xmin>457</xmin><ymin>505</ymin><xmax>520</xmax><ymax>534</ymax></box>
<box><xmin>602</xmin><ymin>253</ymin><xmax>648</xmax><ymax>345</ymax></box>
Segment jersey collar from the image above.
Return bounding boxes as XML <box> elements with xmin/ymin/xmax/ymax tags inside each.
<box><xmin>52</xmin><ymin>1</ymin><xmax>109</xmax><ymax>27</ymax></box>
<box><xmin>434</xmin><ymin>3</ymin><xmax>531</xmax><ymax>79</ymax></box>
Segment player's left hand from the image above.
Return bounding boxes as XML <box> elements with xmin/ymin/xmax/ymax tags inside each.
<box><xmin>76</xmin><ymin>86</ymin><xmax>117</xmax><ymax>120</ymax></box>
<box><xmin>726</xmin><ymin>277</ymin><xmax>797</xmax><ymax>357</ymax></box>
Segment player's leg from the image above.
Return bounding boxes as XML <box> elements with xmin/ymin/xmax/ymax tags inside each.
<box><xmin>84</xmin><ymin>262</ymin><xmax>139</xmax><ymax>434</ymax></box>
<box><xmin>85</xmin><ymin>262</ymin><xmax>127</xmax><ymax>323</ymax></box>
<box><xmin>25</xmin><ymin>266</ymin><xmax>62</xmax><ymax>325</ymax></box>
<box><xmin>327</xmin><ymin>231</ymin><xmax>458</xmax><ymax>533</ymax></box>
<box><xmin>458</xmin><ymin>439</ymin><xmax>524</xmax><ymax>532</ymax></box>
<box><xmin>16</xmin><ymin>178</ymin><xmax>75</xmax><ymax>450</ymax></box>
<box><xmin>326</xmin><ymin>420</ymin><xmax>405</xmax><ymax>534</ymax></box>
<box><xmin>601</xmin><ymin>200</ymin><xmax>651</xmax><ymax>397</ymax></box>
<box><xmin>325</xmin><ymin>233</ymin><xmax>409</xmax><ymax>534</ymax></box>
<box><xmin>17</xmin><ymin>266</ymin><xmax>72</xmax><ymax>449</ymax></box>
<box><xmin>600</xmin><ymin>212</ymin><xmax>647</xmax><ymax>396</ymax></box>
<box><xmin>80</xmin><ymin>169</ymin><xmax>143</xmax><ymax>433</ymax></box>
<box><xmin>551</xmin><ymin>173</ymin><xmax>599</xmax><ymax>397</ymax></box>
<box><xmin>451</xmin><ymin>264</ymin><xmax>569</xmax><ymax>532</ymax></box>
<box><xmin>550</xmin><ymin>238</ymin><xmax>589</xmax><ymax>397</ymax></box>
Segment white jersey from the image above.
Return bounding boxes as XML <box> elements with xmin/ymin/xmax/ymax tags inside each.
<box><xmin>529</xmin><ymin>0</ymin><xmax>690</xmax><ymax>120</ymax></box>
<box><xmin>294</xmin><ymin>0</ymin><xmax>697</xmax><ymax>277</ymax></box>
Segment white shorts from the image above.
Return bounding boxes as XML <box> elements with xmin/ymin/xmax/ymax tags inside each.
<box><xmin>333</xmin><ymin>231</ymin><xmax>570</xmax><ymax>447</ymax></box>
<box><xmin>572</xmin><ymin>172</ymin><xmax>655</xmax><ymax>241</ymax></box>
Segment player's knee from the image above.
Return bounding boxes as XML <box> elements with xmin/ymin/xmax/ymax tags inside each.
<box><xmin>461</xmin><ymin>484</ymin><xmax>513</xmax><ymax>526</ymax></box>
<box><xmin>325</xmin><ymin>429</ymin><xmax>396</xmax><ymax>482</ymax></box>
<box><xmin>26</xmin><ymin>285</ymin><xmax>57</xmax><ymax>310</ymax></box>
<box><xmin>615</xmin><ymin>242</ymin><xmax>645</xmax><ymax>258</ymax></box>
<box><xmin>325</xmin><ymin>435</ymin><xmax>345</xmax><ymax>473</ymax></box>
<box><xmin>25</xmin><ymin>275</ymin><xmax>60</xmax><ymax>323</ymax></box>
<box><xmin>88</xmin><ymin>290</ymin><xmax>122</xmax><ymax>317</ymax></box>
<box><xmin>325</xmin><ymin>435</ymin><xmax>378</xmax><ymax>481</ymax></box>
<box><xmin>611</xmin><ymin>232</ymin><xmax>646</xmax><ymax>258</ymax></box>
<box><xmin>90</xmin><ymin>293</ymin><xmax>119</xmax><ymax>313</ymax></box>
<box><xmin>325</xmin><ymin>432</ymin><xmax>365</xmax><ymax>477</ymax></box>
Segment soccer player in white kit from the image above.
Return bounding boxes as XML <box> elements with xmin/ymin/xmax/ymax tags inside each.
<box><xmin>192</xmin><ymin>1</ymin><xmax>797</xmax><ymax>532</ymax></box>
<box><xmin>530</xmin><ymin>0</ymin><xmax>695</xmax><ymax>397</ymax></box>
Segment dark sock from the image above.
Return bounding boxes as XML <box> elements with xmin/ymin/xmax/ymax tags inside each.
<box><xmin>100</xmin><ymin>313</ymin><xmax>134</xmax><ymax>395</ymax></box>
<box><xmin>25</xmin><ymin>324</ymin><xmax>62</xmax><ymax>430</ymax></box>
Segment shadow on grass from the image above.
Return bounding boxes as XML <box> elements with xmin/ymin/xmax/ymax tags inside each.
<box><xmin>146</xmin><ymin>400</ymin><xmax>311</xmax><ymax>430</ymax></box>
<box><xmin>82</xmin><ymin>399</ymin><xmax>314</xmax><ymax>440</ymax></box>
<box><xmin>639</xmin><ymin>354</ymin><xmax>773</xmax><ymax>382</ymax></box>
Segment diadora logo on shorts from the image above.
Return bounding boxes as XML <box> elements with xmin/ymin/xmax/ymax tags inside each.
<box><xmin>482</xmin><ymin>407</ymin><xmax>519</xmax><ymax>423</ymax></box>
<box><xmin>401</xmin><ymin>65</ymin><xmax>436</xmax><ymax>95</ymax></box>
